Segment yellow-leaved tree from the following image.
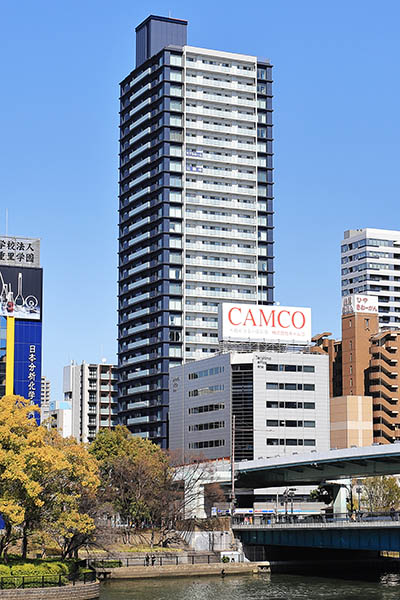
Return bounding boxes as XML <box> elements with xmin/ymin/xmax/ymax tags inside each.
<box><xmin>42</xmin><ymin>433</ymin><xmax>100</xmax><ymax>559</ymax></box>
<box><xmin>0</xmin><ymin>395</ymin><xmax>99</xmax><ymax>560</ymax></box>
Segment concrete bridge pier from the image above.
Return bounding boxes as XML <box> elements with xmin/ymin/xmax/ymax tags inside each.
<box><xmin>331</xmin><ymin>480</ymin><xmax>349</xmax><ymax>516</ymax></box>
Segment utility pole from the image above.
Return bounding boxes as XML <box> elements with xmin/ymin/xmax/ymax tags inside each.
<box><xmin>283</xmin><ymin>489</ymin><xmax>288</xmax><ymax>519</ymax></box>
<box><xmin>230</xmin><ymin>414</ymin><xmax>236</xmax><ymax>517</ymax></box>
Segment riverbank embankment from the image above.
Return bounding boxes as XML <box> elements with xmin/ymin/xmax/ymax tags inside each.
<box><xmin>0</xmin><ymin>582</ymin><xmax>100</xmax><ymax>600</ymax></box>
<box><xmin>107</xmin><ymin>561</ymin><xmax>270</xmax><ymax>579</ymax></box>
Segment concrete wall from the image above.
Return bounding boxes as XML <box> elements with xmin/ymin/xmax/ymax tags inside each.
<box><xmin>179</xmin><ymin>530</ymin><xmax>234</xmax><ymax>552</ymax></box>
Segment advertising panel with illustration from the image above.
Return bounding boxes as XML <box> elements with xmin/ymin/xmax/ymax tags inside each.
<box><xmin>0</xmin><ymin>266</ymin><xmax>43</xmax><ymax>321</ymax></box>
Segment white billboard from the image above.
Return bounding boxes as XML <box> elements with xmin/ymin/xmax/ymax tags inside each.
<box><xmin>342</xmin><ymin>294</ymin><xmax>378</xmax><ymax>316</ymax></box>
<box><xmin>219</xmin><ymin>303</ymin><xmax>312</xmax><ymax>344</ymax></box>
<box><xmin>0</xmin><ymin>236</ymin><xmax>40</xmax><ymax>268</ymax></box>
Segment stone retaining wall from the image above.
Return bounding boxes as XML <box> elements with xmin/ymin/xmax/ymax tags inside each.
<box><xmin>0</xmin><ymin>582</ymin><xmax>100</xmax><ymax>600</ymax></box>
<box><xmin>110</xmin><ymin>561</ymin><xmax>270</xmax><ymax>579</ymax></box>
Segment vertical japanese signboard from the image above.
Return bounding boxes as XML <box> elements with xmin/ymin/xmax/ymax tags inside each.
<box><xmin>14</xmin><ymin>320</ymin><xmax>42</xmax><ymax>424</ymax></box>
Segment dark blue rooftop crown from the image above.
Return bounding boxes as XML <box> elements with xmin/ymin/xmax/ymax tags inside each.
<box><xmin>135</xmin><ymin>15</ymin><xmax>188</xmax><ymax>68</ymax></box>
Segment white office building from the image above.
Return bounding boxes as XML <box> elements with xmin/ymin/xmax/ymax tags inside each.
<box><xmin>41</xmin><ymin>376</ymin><xmax>51</xmax><ymax>404</ymax></box>
<box><xmin>63</xmin><ymin>361</ymin><xmax>118</xmax><ymax>443</ymax></box>
<box><xmin>169</xmin><ymin>350</ymin><xmax>330</xmax><ymax>462</ymax></box>
<box><xmin>48</xmin><ymin>400</ymin><xmax>72</xmax><ymax>438</ymax></box>
<box><xmin>341</xmin><ymin>228</ymin><xmax>400</xmax><ymax>328</ymax></box>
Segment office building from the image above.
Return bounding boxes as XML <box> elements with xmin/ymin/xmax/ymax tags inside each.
<box><xmin>0</xmin><ymin>235</ymin><xmax>42</xmax><ymax>421</ymax></box>
<box><xmin>341</xmin><ymin>228</ymin><xmax>400</xmax><ymax>328</ymax></box>
<box><xmin>169</xmin><ymin>350</ymin><xmax>330</xmax><ymax>461</ymax></box>
<box><xmin>169</xmin><ymin>302</ymin><xmax>326</xmax><ymax>459</ymax></box>
<box><xmin>118</xmin><ymin>15</ymin><xmax>274</xmax><ymax>446</ymax></box>
<box><xmin>48</xmin><ymin>400</ymin><xmax>72</xmax><ymax>437</ymax></box>
<box><xmin>63</xmin><ymin>361</ymin><xmax>118</xmax><ymax>443</ymax></box>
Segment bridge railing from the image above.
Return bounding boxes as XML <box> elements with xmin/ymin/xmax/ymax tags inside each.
<box><xmin>232</xmin><ymin>510</ymin><xmax>400</xmax><ymax>528</ymax></box>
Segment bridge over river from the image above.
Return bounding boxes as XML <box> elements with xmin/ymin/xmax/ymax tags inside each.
<box><xmin>181</xmin><ymin>443</ymin><xmax>400</xmax><ymax>518</ymax></box>
<box><xmin>232</xmin><ymin>515</ymin><xmax>400</xmax><ymax>552</ymax></box>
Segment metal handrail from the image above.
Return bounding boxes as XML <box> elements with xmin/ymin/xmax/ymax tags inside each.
<box><xmin>232</xmin><ymin>511</ymin><xmax>400</xmax><ymax>529</ymax></box>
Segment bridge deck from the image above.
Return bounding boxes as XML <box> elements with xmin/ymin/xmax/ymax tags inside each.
<box><xmin>233</xmin><ymin>520</ymin><xmax>400</xmax><ymax>531</ymax></box>
<box><xmin>236</xmin><ymin>444</ymin><xmax>400</xmax><ymax>488</ymax></box>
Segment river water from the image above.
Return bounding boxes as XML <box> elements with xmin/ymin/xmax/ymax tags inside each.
<box><xmin>100</xmin><ymin>572</ymin><xmax>400</xmax><ymax>600</ymax></box>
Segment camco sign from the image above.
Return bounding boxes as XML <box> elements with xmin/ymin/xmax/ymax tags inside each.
<box><xmin>219</xmin><ymin>303</ymin><xmax>311</xmax><ymax>344</ymax></box>
<box><xmin>342</xmin><ymin>294</ymin><xmax>378</xmax><ymax>316</ymax></box>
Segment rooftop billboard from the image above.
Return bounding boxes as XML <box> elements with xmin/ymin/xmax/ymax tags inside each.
<box><xmin>219</xmin><ymin>303</ymin><xmax>312</xmax><ymax>345</ymax></box>
<box><xmin>342</xmin><ymin>294</ymin><xmax>378</xmax><ymax>316</ymax></box>
<box><xmin>0</xmin><ymin>266</ymin><xmax>42</xmax><ymax>320</ymax></box>
<box><xmin>0</xmin><ymin>236</ymin><xmax>40</xmax><ymax>268</ymax></box>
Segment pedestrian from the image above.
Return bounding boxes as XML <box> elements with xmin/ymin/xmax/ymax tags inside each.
<box><xmin>390</xmin><ymin>507</ymin><xmax>395</xmax><ymax>521</ymax></box>
<box><xmin>151</xmin><ymin>554</ymin><xmax>156</xmax><ymax>566</ymax></box>
<box><xmin>145</xmin><ymin>554</ymin><xmax>150</xmax><ymax>567</ymax></box>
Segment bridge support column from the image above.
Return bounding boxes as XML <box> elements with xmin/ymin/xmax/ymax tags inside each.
<box><xmin>331</xmin><ymin>479</ymin><xmax>350</xmax><ymax>516</ymax></box>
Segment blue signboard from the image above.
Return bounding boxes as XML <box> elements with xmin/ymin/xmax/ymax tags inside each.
<box><xmin>14</xmin><ymin>320</ymin><xmax>42</xmax><ymax>424</ymax></box>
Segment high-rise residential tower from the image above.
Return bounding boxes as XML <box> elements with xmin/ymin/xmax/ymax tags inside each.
<box><xmin>118</xmin><ymin>16</ymin><xmax>274</xmax><ymax>447</ymax></box>
<box><xmin>341</xmin><ymin>228</ymin><xmax>400</xmax><ymax>328</ymax></box>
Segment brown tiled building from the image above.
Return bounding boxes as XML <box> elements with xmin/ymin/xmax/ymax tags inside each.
<box><xmin>313</xmin><ymin>294</ymin><xmax>400</xmax><ymax>446</ymax></box>
<box><xmin>368</xmin><ymin>330</ymin><xmax>400</xmax><ymax>443</ymax></box>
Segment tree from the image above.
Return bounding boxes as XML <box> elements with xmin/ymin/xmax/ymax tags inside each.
<box><xmin>91</xmin><ymin>430</ymin><xmax>226</xmax><ymax>548</ymax></box>
<box><xmin>90</xmin><ymin>427</ymin><xmax>173</xmax><ymax>545</ymax></box>
<box><xmin>88</xmin><ymin>425</ymin><xmax>132</xmax><ymax>464</ymax></box>
<box><xmin>41</xmin><ymin>432</ymin><xmax>100</xmax><ymax>558</ymax></box>
<box><xmin>0</xmin><ymin>395</ymin><xmax>99</xmax><ymax>560</ymax></box>
<box><xmin>362</xmin><ymin>476</ymin><xmax>400</xmax><ymax>512</ymax></box>
<box><xmin>0</xmin><ymin>395</ymin><xmax>56</xmax><ymax>560</ymax></box>
<box><xmin>310</xmin><ymin>485</ymin><xmax>334</xmax><ymax>505</ymax></box>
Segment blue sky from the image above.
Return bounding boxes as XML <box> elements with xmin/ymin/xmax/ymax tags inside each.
<box><xmin>1</xmin><ymin>0</ymin><xmax>400</xmax><ymax>398</ymax></box>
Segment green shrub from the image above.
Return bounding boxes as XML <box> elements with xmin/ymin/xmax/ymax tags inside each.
<box><xmin>221</xmin><ymin>556</ymin><xmax>230</xmax><ymax>563</ymax></box>
<box><xmin>93</xmin><ymin>560</ymin><xmax>121</xmax><ymax>568</ymax></box>
<box><xmin>6</xmin><ymin>560</ymin><xmax>71</xmax><ymax>587</ymax></box>
<box><xmin>0</xmin><ymin>564</ymin><xmax>11</xmax><ymax>577</ymax></box>
<box><xmin>49</xmin><ymin>561</ymin><xmax>69</xmax><ymax>575</ymax></box>
<box><xmin>11</xmin><ymin>564</ymin><xmax>37</xmax><ymax>576</ymax></box>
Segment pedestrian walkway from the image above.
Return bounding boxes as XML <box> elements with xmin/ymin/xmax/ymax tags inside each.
<box><xmin>108</xmin><ymin>561</ymin><xmax>270</xmax><ymax>579</ymax></box>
